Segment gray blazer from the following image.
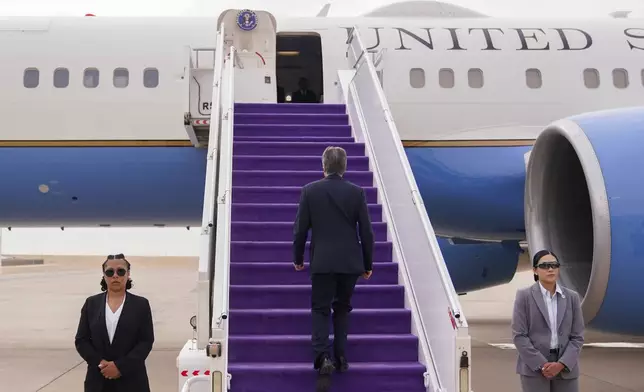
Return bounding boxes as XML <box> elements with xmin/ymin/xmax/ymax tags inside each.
<box><xmin>511</xmin><ymin>282</ymin><xmax>585</xmax><ymax>379</ymax></box>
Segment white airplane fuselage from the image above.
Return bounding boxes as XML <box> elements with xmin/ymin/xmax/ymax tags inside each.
<box><xmin>3</xmin><ymin>13</ymin><xmax>644</xmax><ymax>335</ymax></box>
<box><xmin>2</xmin><ymin>16</ymin><xmax>643</xmax><ymax>143</ymax></box>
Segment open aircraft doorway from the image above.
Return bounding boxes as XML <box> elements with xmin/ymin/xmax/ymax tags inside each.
<box><xmin>276</xmin><ymin>32</ymin><xmax>323</xmax><ymax>103</ymax></box>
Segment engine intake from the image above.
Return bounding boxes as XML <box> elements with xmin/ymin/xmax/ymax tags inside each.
<box><xmin>525</xmin><ymin>107</ymin><xmax>644</xmax><ymax>335</ymax></box>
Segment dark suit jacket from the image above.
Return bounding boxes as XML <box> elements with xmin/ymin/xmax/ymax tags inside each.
<box><xmin>75</xmin><ymin>292</ymin><xmax>155</xmax><ymax>392</ymax></box>
<box><xmin>293</xmin><ymin>173</ymin><xmax>374</xmax><ymax>275</ymax></box>
<box><xmin>291</xmin><ymin>89</ymin><xmax>318</xmax><ymax>103</ymax></box>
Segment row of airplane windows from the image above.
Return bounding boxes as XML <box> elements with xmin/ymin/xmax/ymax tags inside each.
<box><xmin>409</xmin><ymin>67</ymin><xmax>637</xmax><ymax>89</ymax></box>
<box><xmin>21</xmin><ymin>66</ymin><xmax>639</xmax><ymax>91</ymax></box>
<box><xmin>22</xmin><ymin>67</ymin><xmax>160</xmax><ymax>89</ymax></box>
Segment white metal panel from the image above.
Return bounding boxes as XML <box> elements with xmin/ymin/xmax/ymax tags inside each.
<box><xmin>176</xmin><ymin>340</ymin><xmax>210</xmax><ymax>392</ymax></box>
<box><xmin>220</xmin><ymin>9</ymin><xmax>277</xmax><ymax>103</ymax></box>
<box><xmin>343</xmin><ymin>27</ymin><xmax>471</xmax><ymax>392</ymax></box>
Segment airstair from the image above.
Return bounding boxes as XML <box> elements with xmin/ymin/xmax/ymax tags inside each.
<box><xmin>177</xmin><ymin>10</ymin><xmax>472</xmax><ymax>392</ymax></box>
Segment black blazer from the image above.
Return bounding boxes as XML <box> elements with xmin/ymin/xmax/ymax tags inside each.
<box><xmin>293</xmin><ymin>173</ymin><xmax>374</xmax><ymax>275</ymax></box>
<box><xmin>75</xmin><ymin>292</ymin><xmax>155</xmax><ymax>392</ymax></box>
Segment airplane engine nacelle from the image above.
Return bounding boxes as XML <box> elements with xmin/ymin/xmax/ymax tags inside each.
<box><xmin>437</xmin><ymin>237</ymin><xmax>526</xmax><ymax>294</ymax></box>
<box><xmin>525</xmin><ymin>107</ymin><xmax>644</xmax><ymax>335</ymax></box>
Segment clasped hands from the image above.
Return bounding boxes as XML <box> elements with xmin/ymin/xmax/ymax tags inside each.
<box><xmin>541</xmin><ymin>362</ymin><xmax>565</xmax><ymax>379</ymax></box>
<box><xmin>99</xmin><ymin>360</ymin><xmax>121</xmax><ymax>380</ymax></box>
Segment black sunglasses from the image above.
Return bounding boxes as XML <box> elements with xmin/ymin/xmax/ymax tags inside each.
<box><xmin>105</xmin><ymin>267</ymin><xmax>127</xmax><ymax>277</ymax></box>
<box><xmin>537</xmin><ymin>262</ymin><xmax>560</xmax><ymax>270</ymax></box>
<box><xmin>106</xmin><ymin>253</ymin><xmax>126</xmax><ymax>260</ymax></box>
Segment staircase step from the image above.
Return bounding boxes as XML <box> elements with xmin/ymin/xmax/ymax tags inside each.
<box><xmin>234</xmin><ymin>141</ymin><xmax>364</xmax><ymax>156</ymax></box>
<box><xmin>232</xmin><ymin>186</ymin><xmax>378</xmax><ymax>204</ymax></box>
<box><xmin>233</xmin><ymin>155</ymin><xmax>369</xmax><ymax>171</ymax></box>
<box><xmin>232</xmin><ymin>170</ymin><xmax>373</xmax><ymax>187</ymax></box>
<box><xmin>230</xmin><ymin>241</ymin><xmax>392</xmax><ymax>263</ymax></box>
<box><xmin>235</xmin><ymin>113</ymin><xmax>349</xmax><ymax>125</ymax></box>
<box><xmin>234</xmin><ymin>124</ymin><xmax>352</xmax><ymax>137</ymax></box>
<box><xmin>234</xmin><ymin>136</ymin><xmax>355</xmax><ymax>143</ymax></box>
<box><xmin>230</xmin><ymin>221</ymin><xmax>387</xmax><ymax>242</ymax></box>
<box><xmin>228</xmin><ymin>334</ymin><xmax>418</xmax><ymax>363</ymax></box>
<box><xmin>227</xmin><ymin>362</ymin><xmax>426</xmax><ymax>392</ymax></box>
<box><xmin>230</xmin><ymin>285</ymin><xmax>404</xmax><ymax>309</ymax></box>
<box><xmin>226</xmin><ymin>103</ymin><xmax>423</xmax><ymax>391</ymax></box>
<box><xmin>229</xmin><ymin>262</ymin><xmax>398</xmax><ymax>285</ymax></box>
<box><xmin>229</xmin><ymin>309</ymin><xmax>411</xmax><ymax>335</ymax></box>
<box><xmin>231</xmin><ymin>203</ymin><xmax>382</xmax><ymax>222</ymax></box>
<box><xmin>235</xmin><ymin>103</ymin><xmax>346</xmax><ymax>114</ymax></box>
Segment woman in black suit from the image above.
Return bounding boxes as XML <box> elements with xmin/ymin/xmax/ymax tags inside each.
<box><xmin>75</xmin><ymin>254</ymin><xmax>155</xmax><ymax>392</ymax></box>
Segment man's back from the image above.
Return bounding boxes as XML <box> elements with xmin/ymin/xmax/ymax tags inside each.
<box><xmin>292</xmin><ymin>173</ymin><xmax>374</xmax><ymax>275</ymax></box>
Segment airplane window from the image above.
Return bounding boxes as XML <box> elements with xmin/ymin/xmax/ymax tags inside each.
<box><xmin>84</xmin><ymin>68</ymin><xmax>100</xmax><ymax>88</ymax></box>
<box><xmin>439</xmin><ymin>69</ymin><xmax>454</xmax><ymax>88</ymax></box>
<box><xmin>143</xmin><ymin>68</ymin><xmax>159</xmax><ymax>88</ymax></box>
<box><xmin>113</xmin><ymin>68</ymin><xmax>129</xmax><ymax>88</ymax></box>
<box><xmin>526</xmin><ymin>68</ymin><xmax>542</xmax><ymax>89</ymax></box>
<box><xmin>583</xmin><ymin>69</ymin><xmax>600</xmax><ymax>89</ymax></box>
<box><xmin>23</xmin><ymin>68</ymin><xmax>39</xmax><ymax>88</ymax></box>
<box><xmin>612</xmin><ymin>68</ymin><xmax>629</xmax><ymax>89</ymax></box>
<box><xmin>53</xmin><ymin>68</ymin><xmax>69</xmax><ymax>88</ymax></box>
<box><xmin>410</xmin><ymin>68</ymin><xmax>425</xmax><ymax>88</ymax></box>
<box><xmin>468</xmin><ymin>68</ymin><xmax>484</xmax><ymax>88</ymax></box>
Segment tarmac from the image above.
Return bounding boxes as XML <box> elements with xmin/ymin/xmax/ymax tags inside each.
<box><xmin>1</xmin><ymin>255</ymin><xmax>643</xmax><ymax>392</ymax></box>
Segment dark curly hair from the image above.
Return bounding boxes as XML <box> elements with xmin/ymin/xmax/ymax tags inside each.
<box><xmin>100</xmin><ymin>253</ymin><xmax>134</xmax><ymax>291</ymax></box>
<box><xmin>532</xmin><ymin>250</ymin><xmax>558</xmax><ymax>282</ymax></box>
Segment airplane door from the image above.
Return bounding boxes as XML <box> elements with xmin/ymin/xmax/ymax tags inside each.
<box><xmin>217</xmin><ymin>9</ymin><xmax>277</xmax><ymax>103</ymax></box>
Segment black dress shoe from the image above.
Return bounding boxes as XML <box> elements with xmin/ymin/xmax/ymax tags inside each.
<box><xmin>315</xmin><ymin>358</ymin><xmax>335</xmax><ymax>392</ymax></box>
<box><xmin>318</xmin><ymin>357</ymin><xmax>335</xmax><ymax>375</ymax></box>
<box><xmin>335</xmin><ymin>356</ymin><xmax>349</xmax><ymax>373</ymax></box>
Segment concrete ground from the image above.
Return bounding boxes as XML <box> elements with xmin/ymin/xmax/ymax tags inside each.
<box><xmin>1</xmin><ymin>255</ymin><xmax>643</xmax><ymax>392</ymax></box>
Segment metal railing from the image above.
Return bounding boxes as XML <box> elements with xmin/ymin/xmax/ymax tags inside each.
<box><xmin>196</xmin><ymin>23</ymin><xmax>226</xmax><ymax>348</ymax></box>
<box><xmin>211</xmin><ymin>45</ymin><xmax>236</xmax><ymax>330</ymax></box>
<box><xmin>344</xmin><ymin>26</ymin><xmax>470</xmax><ymax>392</ymax></box>
<box><xmin>203</xmin><ymin>45</ymin><xmax>237</xmax><ymax>392</ymax></box>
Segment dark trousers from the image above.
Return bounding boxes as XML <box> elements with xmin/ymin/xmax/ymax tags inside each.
<box><xmin>102</xmin><ymin>381</ymin><xmax>119</xmax><ymax>392</ymax></box>
<box><xmin>311</xmin><ymin>273</ymin><xmax>360</xmax><ymax>368</ymax></box>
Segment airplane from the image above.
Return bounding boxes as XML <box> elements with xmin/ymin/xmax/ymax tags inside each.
<box><xmin>0</xmin><ymin>1</ymin><xmax>643</xmax><ymax>343</ymax></box>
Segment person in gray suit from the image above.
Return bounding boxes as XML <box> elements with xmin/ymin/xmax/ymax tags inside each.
<box><xmin>511</xmin><ymin>250</ymin><xmax>585</xmax><ymax>392</ymax></box>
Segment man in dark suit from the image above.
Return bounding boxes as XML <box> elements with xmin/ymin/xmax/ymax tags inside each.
<box><xmin>292</xmin><ymin>146</ymin><xmax>375</xmax><ymax>381</ymax></box>
<box><xmin>75</xmin><ymin>254</ymin><xmax>155</xmax><ymax>392</ymax></box>
<box><xmin>291</xmin><ymin>77</ymin><xmax>318</xmax><ymax>103</ymax></box>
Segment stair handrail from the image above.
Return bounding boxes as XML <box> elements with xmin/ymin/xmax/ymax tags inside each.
<box><xmin>347</xmin><ymin>26</ymin><xmax>467</xmax><ymax>326</ymax></box>
<box><xmin>196</xmin><ymin>23</ymin><xmax>226</xmax><ymax>348</ymax></box>
<box><xmin>344</xmin><ymin>26</ymin><xmax>442</xmax><ymax>392</ymax></box>
<box><xmin>344</xmin><ymin>26</ymin><xmax>470</xmax><ymax>392</ymax></box>
<box><xmin>212</xmin><ymin>45</ymin><xmax>236</xmax><ymax>330</ymax></box>
<box><xmin>204</xmin><ymin>46</ymin><xmax>237</xmax><ymax>391</ymax></box>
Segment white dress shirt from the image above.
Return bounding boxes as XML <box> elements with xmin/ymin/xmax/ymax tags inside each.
<box><xmin>105</xmin><ymin>293</ymin><xmax>126</xmax><ymax>344</ymax></box>
<box><xmin>539</xmin><ymin>282</ymin><xmax>564</xmax><ymax>349</ymax></box>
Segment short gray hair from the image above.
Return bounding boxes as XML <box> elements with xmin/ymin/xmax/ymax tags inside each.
<box><xmin>322</xmin><ymin>146</ymin><xmax>347</xmax><ymax>175</ymax></box>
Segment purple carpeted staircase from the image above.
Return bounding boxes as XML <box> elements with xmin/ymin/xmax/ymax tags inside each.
<box><xmin>226</xmin><ymin>102</ymin><xmax>426</xmax><ymax>391</ymax></box>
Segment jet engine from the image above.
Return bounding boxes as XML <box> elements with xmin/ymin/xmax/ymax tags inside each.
<box><xmin>437</xmin><ymin>237</ymin><xmax>529</xmax><ymax>294</ymax></box>
<box><xmin>525</xmin><ymin>106</ymin><xmax>644</xmax><ymax>335</ymax></box>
